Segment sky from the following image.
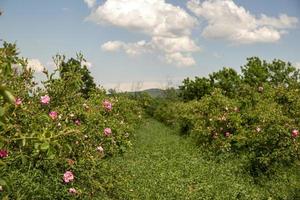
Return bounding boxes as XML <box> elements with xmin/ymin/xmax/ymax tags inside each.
<box><xmin>0</xmin><ymin>0</ymin><xmax>300</xmax><ymax>91</ymax></box>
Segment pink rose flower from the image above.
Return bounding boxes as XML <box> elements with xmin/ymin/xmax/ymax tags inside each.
<box><xmin>103</xmin><ymin>100</ymin><xmax>112</xmax><ymax>111</ymax></box>
<box><xmin>49</xmin><ymin>111</ymin><xmax>58</xmax><ymax>120</ymax></box>
<box><xmin>292</xmin><ymin>129</ymin><xmax>299</xmax><ymax>138</ymax></box>
<box><xmin>74</xmin><ymin>119</ymin><xmax>81</xmax><ymax>126</ymax></box>
<box><xmin>104</xmin><ymin>128</ymin><xmax>112</xmax><ymax>136</ymax></box>
<box><xmin>0</xmin><ymin>149</ymin><xmax>8</xmax><ymax>158</ymax></box>
<box><xmin>40</xmin><ymin>95</ymin><xmax>50</xmax><ymax>105</ymax></box>
<box><xmin>63</xmin><ymin>171</ymin><xmax>74</xmax><ymax>183</ymax></box>
<box><xmin>15</xmin><ymin>98</ymin><xmax>22</xmax><ymax>106</ymax></box>
<box><xmin>68</xmin><ymin>188</ymin><xmax>77</xmax><ymax>194</ymax></box>
<box><xmin>224</xmin><ymin>132</ymin><xmax>231</xmax><ymax>137</ymax></box>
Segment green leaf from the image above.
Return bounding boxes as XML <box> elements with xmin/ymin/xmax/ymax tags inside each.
<box><xmin>40</xmin><ymin>142</ymin><xmax>50</xmax><ymax>151</ymax></box>
<box><xmin>0</xmin><ymin>107</ymin><xmax>4</xmax><ymax>117</ymax></box>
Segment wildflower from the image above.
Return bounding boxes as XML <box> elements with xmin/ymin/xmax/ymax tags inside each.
<box><xmin>256</xmin><ymin>127</ymin><xmax>261</xmax><ymax>133</ymax></box>
<box><xmin>258</xmin><ymin>86</ymin><xmax>264</xmax><ymax>92</ymax></box>
<box><xmin>103</xmin><ymin>100</ymin><xmax>112</xmax><ymax>111</ymax></box>
<box><xmin>75</xmin><ymin>119</ymin><xmax>81</xmax><ymax>126</ymax></box>
<box><xmin>68</xmin><ymin>188</ymin><xmax>77</xmax><ymax>194</ymax></box>
<box><xmin>96</xmin><ymin>146</ymin><xmax>104</xmax><ymax>153</ymax></box>
<box><xmin>40</xmin><ymin>95</ymin><xmax>50</xmax><ymax>105</ymax></box>
<box><xmin>15</xmin><ymin>98</ymin><xmax>22</xmax><ymax>106</ymax></box>
<box><xmin>63</xmin><ymin>171</ymin><xmax>74</xmax><ymax>183</ymax></box>
<box><xmin>292</xmin><ymin>129</ymin><xmax>299</xmax><ymax>138</ymax></box>
<box><xmin>224</xmin><ymin>132</ymin><xmax>231</xmax><ymax>137</ymax></box>
<box><xmin>104</xmin><ymin>128</ymin><xmax>112</xmax><ymax>136</ymax></box>
<box><xmin>49</xmin><ymin>111</ymin><xmax>58</xmax><ymax>120</ymax></box>
<box><xmin>69</xmin><ymin>113</ymin><xmax>75</xmax><ymax>118</ymax></box>
<box><xmin>0</xmin><ymin>185</ymin><xmax>3</xmax><ymax>192</ymax></box>
<box><xmin>0</xmin><ymin>150</ymin><xmax>8</xmax><ymax>158</ymax></box>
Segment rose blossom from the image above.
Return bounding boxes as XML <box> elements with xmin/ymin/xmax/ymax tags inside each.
<box><xmin>104</xmin><ymin>128</ymin><xmax>112</xmax><ymax>136</ymax></box>
<box><xmin>40</xmin><ymin>95</ymin><xmax>50</xmax><ymax>105</ymax></box>
<box><xmin>68</xmin><ymin>188</ymin><xmax>77</xmax><ymax>194</ymax></box>
<box><xmin>74</xmin><ymin>119</ymin><xmax>81</xmax><ymax>126</ymax></box>
<box><xmin>103</xmin><ymin>100</ymin><xmax>112</xmax><ymax>111</ymax></box>
<box><xmin>224</xmin><ymin>132</ymin><xmax>231</xmax><ymax>137</ymax></box>
<box><xmin>63</xmin><ymin>171</ymin><xmax>74</xmax><ymax>183</ymax></box>
<box><xmin>292</xmin><ymin>129</ymin><xmax>299</xmax><ymax>138</ymax></box>
<box><xmin>15</xmin><ymin>98</ymin><xmax>22</xmax><ymax>106</ymax></box>
<box><xmin>0</xmin><ymin>150</ymin><xmax>8</xmax><ymax>158</ymax></box>
<box><xmin>49</xmin><ymin>111</ymin><xmax>58</xmax><ymax>120</ymax></box>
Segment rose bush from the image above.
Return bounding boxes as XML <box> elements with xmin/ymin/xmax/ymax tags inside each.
<box><xmin>0</xmin><ymin>42</ymin><xmax>143</xmax><ymax>199</ymax></box>
<box><xmin>152</xmin><ymin>58</ymin><xmax>300</xmax><ymax>176</ymax></box>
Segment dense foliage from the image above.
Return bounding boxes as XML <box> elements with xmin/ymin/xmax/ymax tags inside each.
<box><xmin>0</xmin><ymin>42</ymin><xmax>142</xmax><ymax>199</ymax></box>
<box><xmin>152</xmin><ymin>57</ymin><xmax>300</xmax><ymax>177</ymax></box>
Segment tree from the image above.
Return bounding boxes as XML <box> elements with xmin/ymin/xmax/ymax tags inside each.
<box><xmin>57</xmin><ymin>54</ymin><xmax>96</xmax><ymax>98</ymax></box>
<box><xmin>209</xmin><ymin>67</ymin><xmax>241</xmax><ymax>98</ymax></box>
<box><xmin>241</xmin><ymin>57</ymin><xmax>269</xmax><ymax>86</ymax></box>
<box><xmin>179</xmin><ymin>77</ymin><xmax>212</xmax><ymax>101</ymax></box>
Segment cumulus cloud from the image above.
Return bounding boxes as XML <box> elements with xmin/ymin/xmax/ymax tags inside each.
<box><xmin>165</xmin><ymin>53</ymin><xmax>196</xmax><ymax>67</ymax></box>
<box><xmin>84</xmin><ymin>0</ymin><xmax>96</xmax><ymax>8</ymax></box>
<box><xmin>87</xmin><ymin>0</ymin><xmax>196</xmax><ymax>37</ymax></box>
<box><xmin>101</xmin><ymin>40</ymin><xmax>153</xmax><ymax>56</ymax></box>
<box><xmin>87</xmin><ymin>0</ymin><xmax>200</xmax><ymax>67</ymax></box>
<box><xmin>27</xmin><ymin>59</ymin><xmax>44</xmax><ymax>72</ymax></box>
<box><xmin>187</xmin><ymin>0</ymin><xmax>298</xmax><ymax>44</ymax></box>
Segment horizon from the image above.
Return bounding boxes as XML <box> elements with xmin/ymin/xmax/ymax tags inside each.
<box><xmin>0</xmin><ymin>0</ymin><xmax>300</xmax><ymax>91</ymax></box>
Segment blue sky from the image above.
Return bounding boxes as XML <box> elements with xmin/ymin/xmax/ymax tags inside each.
<box><xmin>0</xmin><ymin>0</ymin><xmax>299</xmax><ymax>91</ymax></box>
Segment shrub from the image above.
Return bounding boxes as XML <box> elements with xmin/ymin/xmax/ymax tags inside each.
<box><xmin>0</xmin><ymin>42</ymin><xmax>142</xmax><ymax>199</ymax></box>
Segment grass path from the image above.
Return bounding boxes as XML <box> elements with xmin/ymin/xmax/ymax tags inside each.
<box><xmin>102</xmin><ymin>119</ymin><xmax>298</xmax><ymax>200</ymax></box>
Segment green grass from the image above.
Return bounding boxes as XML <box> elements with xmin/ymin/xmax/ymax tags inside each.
<box><xmin>101</xmin><ymin>119</ymin><xmax>300</xmax><ymax>200</ymax></box>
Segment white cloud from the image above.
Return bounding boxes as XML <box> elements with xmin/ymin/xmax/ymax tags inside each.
<box><xmin>152</xmin><ymin>36</ymin><xmax>199</xmax><ymax>53</ymax></box>
<box><xmin>187</xmin><ymin>0</ymin><xmax>298</xmax><ymax>44</ymax></box>
<box><xmin>27</xmin><ymin>59</ymin><xmax>44</xmax><ymax>72</ymax></box>
<box><xmin>258</xmin><ymin>14</ymin><xmax>298</xmax><ymax>29</ymax></box>
<box><xmin>87</xmin><ymin>0</ymin><xmax>196</xmax><ymax>37</ymax></box>
<box><xmin>101</xmin><ymin>41</ymin><xmax>124</xmax><ymax>52</ymax></box>
<box><xmin>88</xmin><ymin>0</ymin><xmax>199</xmax><ymax>67</ymax></box>
<box><xmin>101</xmin><ymin>40</ymin><xmax>153</xmax><ymax>56</ymax></box>
<box><xmin>84</xmin><ymin>0</ymin><xmax>96</xmax><ymax>8</ymax></box>
<box><xmin>165</xmin><ymin>53</ymin><xmax>196</xmax><ymax>67</ymax></box>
